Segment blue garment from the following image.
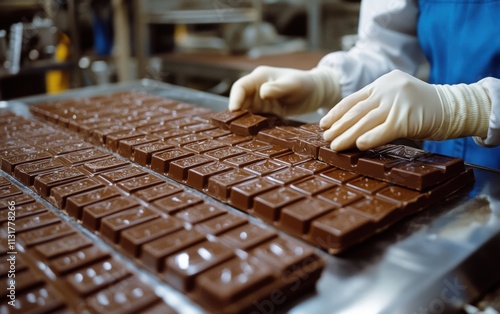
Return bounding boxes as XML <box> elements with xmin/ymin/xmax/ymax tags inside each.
<box><xmin>92</xmin><ymin>11</ymin><xmax>113</xmax><ymax>56</ymax></box>
<box><xmin>417</xmin><ymin>0</ymin><xmax>500</xmax><ymax>170</ymax></box>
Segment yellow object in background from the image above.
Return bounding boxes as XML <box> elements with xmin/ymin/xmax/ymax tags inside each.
<box><xmin>46</xmin><ymin>33</ymin><xmax>70</xmax><ymax>93</ymax></box>
<box><xmin>174</xmin><ymin>24</ymin><xmax>188</xmax><ymax>47</ymax></box>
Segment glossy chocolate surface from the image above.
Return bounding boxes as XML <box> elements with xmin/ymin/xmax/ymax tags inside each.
<box><xmin>0</xmin><ymin>90</ymin><xmax>476</xmax><ymax>313</ymax></box>
<box><xmin>229</xmin><ymin>114</ymin><xmax>269</xmax><ymax>136</ymax></box>
<box><xmin>210</xmin><ymin>109</ymin><xmax>249</xmax><ymax>129</ymax></box>
<box><xmin>318</xmin><ymin>144</ymin><xmax>466</xmax><ymax>191</ymax></box>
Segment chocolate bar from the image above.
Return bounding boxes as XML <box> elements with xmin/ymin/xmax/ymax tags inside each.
<box><xmin>50</xmin><ymin>177</ymin><xmax>104</xmax><ymax>208</ymax></box>
<box><xmin>150</xmin><ymin>148</ymin><xmax>194</xmax><ymax>174</ymax></box>
<box><xmin>120</xmin><ymin>218</ymin><xmax>183</xmax><ymax>257</ymax></box>
<box><xmin>47</xmin><ymin>141</ymin><xmax>94</xmax><ymax>155</ymax></box>
<box><xmin>1</xmin><ymin>151</ymin><xmax>52</xmax><ymax>173</ymax></box>
<box><xmin>230</xmin><ymin>178</ymin><xmax>280</xmax><ymax>211</ymax></box>
<box><xmin>133</xmin><ymin>141</ymin><xmax>174</xmax><ymax>166</ymax></box>
<box><xmin>99</xmin><ymin>166</ymin><xmax>147</xmax><ymax>183</ymax></box>
<box><xmin>168</xmin><ymin>155</ymin><xmax>213</xmax><ymax>181</ymax></box>
<box><xmin>153</xmin><ymin>191</ymin><xmax>204</xmax><ymax>214</ymax></box>
<box><xmin>207</xmin><ymin>169</ymin><xmax>257</xmax><ymax>202</ymax></box>
<box><xmin>66</xmin><ymin>186</ymin><xmax>122</xmax><ymax>219</ymax></box>
<box><xmin>56</xmin><ymin>148</ymin><xmax>110</xmax><ymax>167</ymax></box>
<box><xmin>186</xmin><ymin>162</ymin><xmax>233</xmax><ymax>190</ymax></box>
<box><xmin>82</xmin><ymin>196</ymin><xmax>140</xmax><ymax>230</ymax></box>
<box><xmin>212</xmin><ymin>110</ymin><xmax>290</xmax><ymax>137</ymax></box>
<box><xmin>14</xmin><ymin>159</ymin><xmax>65</xmax><ymax>185</ymax></box>
<box><xmin>34</xmin><ymin>168</ymin><xmax>86</xmax><ymax>197</ymax></box>
<box><xmin>183</xmin><ymin>139</ymin><xmax>228</xmax><ymax>154</ymax></box>
<box><xmin>210</xmin><ymin>109</ymin><xmax>249</xmax><ymax>129</ymax></box>
<box><xmin>318</xmin><ymin>144</ymin><xmax>466</xmax><ymax>191</ymax></box>
<box><xmin>229</xmin><ymin>114</ymin><xmax>269</xmax><ymax>136</ymax></box>
<box><xmin>81</xmin><ymin>156</ymin><xmax>130</xmax><ymax>174</ymax></box>
<box><xmin>236</xmin><ymin>139</ymin><xmax>272</xmax><ymax>152</ymax></box>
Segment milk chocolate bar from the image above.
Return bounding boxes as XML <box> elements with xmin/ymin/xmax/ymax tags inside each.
<box><xmin>216</xmin><ymin>134</ymin><xmax>253</xmax><ymax>146</ymax></box>
<box><xmin>0</xmin><ymin>184</ymin><xmax>22</xmax><ymax>198</ymax></box>
<box><xmin>318</xmin><ymin>144</ymin><xmax>466</xmax><ymax>191</ymax></box>
<box><xmin>1</xmin><ymin>151</ymin><xmax>52</xmax><ymax>173</ymax></box>
<box><xmin>237</xmin><ymin>139</ymin><xmax>273</xmax><ymax>152</ymax></box>
<box><xmin>82</xmin><ymin>156</ymin><xmax>130</xmax><ymax>174</ymax></box>
<box><xmin>150</xmin><ymin>148</ymin><xmax>194</xmax><ymax>174</ymax></box>
<box><xmin>14</xmin><ymin>159</ymin><xmax>65</xmax><ymax>185</ymax></box>
<box><xmin>133</xmin><ymin>141</ymin><xmax>174</xmax><ymax>166</ymax></box>
<box><xmin>210</xmin><ymin>109</ymin><xmax>249</xmax><ymax>129</ymax></box>
<box><xmin>48</xmin><ymin>141</ymin><xmax>94</xmax><ymax>155</ymax></box>
<box><xmin>50</xmin><ymin>177</ymin><xmax>104</xmax><ymax>208</ymax></box>
<box><xmin>66</xmin><ymin>186</ymin><xmax>122</xmax><ymax>219</ymax></box>
<box><xmin>186</xmin><ymin>161</ymin><xmax>233</xmax><ymax>190</ymax></box>
<box><xmin>34</xmin><ymin>168</ymin><xmax>86</xmax><ymax>197</ymax></box>
<box><xmin>56</xmin><ymin>148</ymin><xmax>110</xmax><ymax>167</ymax></box>
<box><xmin>229</xmin><ymin>114</ymin><xmax>269</xmax><ymax>136</ymax></box>
<box><xmin>82</xmin><ymin>196</ymin><xmax>140</xmax><ymax>230</ymax></box>
<box><xmin>99</xmin><ymin>166</ymin><xmax>147</xmax><ymax>183</ymax></box>
<box><xmin>0</xmin><ymin>193</ymin><xmax>34</xmax><ymax>210</ymax></box>
<box><xmin>120</xmin><ymin>218</ymin><xmax>183</xmax><ymax>257</ymax></box>
<box><xmin>213</xmin><ymin>110</ymin><xmax>290</xmax><ymax>137</ymax></box>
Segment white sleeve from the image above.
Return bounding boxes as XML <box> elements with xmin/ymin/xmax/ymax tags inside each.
<box><xmin>475</xmin><ymin>77</ymin><xmax>500</xmax><ymax>146</ymax></box>
<box><xmin>318</xmin><ymin>0</ymin><xmax>426</xmax><ymax>98</ymax></box>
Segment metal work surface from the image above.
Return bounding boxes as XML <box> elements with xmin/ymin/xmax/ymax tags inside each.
<box><xmin>3</xmin><ymin>80</ymin><xmax>500</xmax><ymax>314</ymax></box>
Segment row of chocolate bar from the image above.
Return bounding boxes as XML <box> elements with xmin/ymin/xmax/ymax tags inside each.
<box><xmin>212</xmin><ymin>109</ymin><xmax>469</xmax><ymax>191</ymax></box>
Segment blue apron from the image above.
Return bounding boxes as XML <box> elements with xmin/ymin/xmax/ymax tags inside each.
<box><xmin>417</xmin><ymin>0</ymin><xmax>500</xmax><ymax>170</ymax></box>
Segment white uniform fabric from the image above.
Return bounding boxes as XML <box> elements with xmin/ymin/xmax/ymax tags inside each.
<box><xmin>318</xmin><ymin>0</ymin><xmax>500</xmax><ymax>147</ymax></box>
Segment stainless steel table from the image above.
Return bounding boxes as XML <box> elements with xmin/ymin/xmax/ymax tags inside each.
<box><xmin>3</xmin><ymin>80</ymin><xmax>500</xmax><ymax>314</ymax></box>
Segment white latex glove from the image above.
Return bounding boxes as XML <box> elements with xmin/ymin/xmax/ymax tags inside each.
<box><xmin>320</xmin><ymin>70</ymin><xmax>492</xmax><ymax>151</ymax></box>
<box><xmin>228</xmin><ymin>66</ymin><xmax>341</xmax><ymax>116</ymax></box>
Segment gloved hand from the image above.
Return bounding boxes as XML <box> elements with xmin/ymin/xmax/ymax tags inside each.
<box><xmin>320</xmin><ymin>70</ymin><xmax>492</xmax><ymax>151</ymax></box>
<box><xmin>228</xmin><ymin>66</ymin><xmax>341</xmax><ymax>116</ymax></box>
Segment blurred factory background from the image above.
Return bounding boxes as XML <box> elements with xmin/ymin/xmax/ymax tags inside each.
<box><xmin>0</xmin><ymin>0</ymin><xmax>360</xmax><ymax>100</ymax></box>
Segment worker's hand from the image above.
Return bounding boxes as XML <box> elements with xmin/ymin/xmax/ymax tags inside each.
<box><xmin>320</xmin><ymin>70</ymin><xmax>492</xmax><ymax>151</ymax></box>
<box><xmin>228</xmin><ymin>66</ymin><xmax>341</xmax><ymax>116</ymax></box>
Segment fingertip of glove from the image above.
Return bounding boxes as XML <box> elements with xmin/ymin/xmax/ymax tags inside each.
<box><xmin>356</xmin><ymin>135</ymin><xmax>379</xmax><ymax>151</ymax></box>
<box><xmin>228</xmin><ymin>102</ymin><xmax>240</xmax><ymax>112</ymax></box>
<box><xmin>329</xmin><ymin>140</ymin><xmax>342</xmax><ymax>152</ymax></box>
<box><xmin>355</xmin><ymin>141</ymin><xmax>371</xmax><ymax>151</ymax></box>
<box><xmin>319</xmin><ymin>118</ymin><xmax>328</xmax><ymax>129</ymax></box>
<box><xmin>319</xmin><ymin>112</ymin><xmax>337</xmax><ymax>130</ymax></box>
<box><xmin>322</xmin><ymin>130</ymin><xmax>333</xmax><ymax>142</ymax></box>
<box><xmin>323</xmin><ymin>125</ymin><xmax>341</xmax><ymax>142</ymax></box>
<box><xmin>331</xmin><ymin>136</ymin><xmax>360</xmax><ymax>152</ymax></box>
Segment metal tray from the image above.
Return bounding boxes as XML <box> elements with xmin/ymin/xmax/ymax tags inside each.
<box><xmin>3</xmin><ymin>79</ymin><xmax>500</xmax><ymax>314</ymax></box>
